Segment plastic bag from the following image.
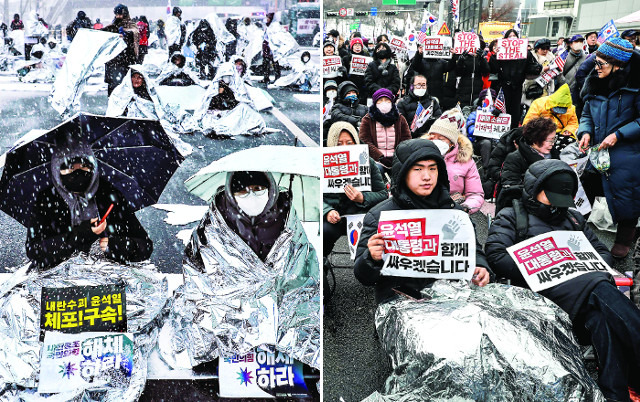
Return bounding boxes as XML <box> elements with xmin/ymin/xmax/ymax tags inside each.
<box><xmin>587</xmin><ymin>196</ymin><xmax>617</xmax><ymax>232</ymax></box>
<box><xmin>588</xmin><ymin>146</ymin><xmax>610</xmax><ymax>173</ymax></box>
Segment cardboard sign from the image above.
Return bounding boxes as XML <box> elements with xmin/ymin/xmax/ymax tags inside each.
<box><xmin>453</xmin><ymin>32</ymin><xmax>479</xmax><ymax>54</ymax></box>
<box><xmin>507</xmin><ymin>231</ymin><xmax>614</xmax><ymax>292</ymax></box>
<box><xmin>40</xmin><ymin>284</ymin><xmax>126</xmax><ymax>341</ymax></box>
<box><xmin>38</xmin><ymin>331</ymin><xmax>134</xmax><ymax>394</ymax></box>
<box><xmin>345</xmin><ymin>214</ymin><xmax>366</xmax><ymax>260</ymax></box>
<box><xmin>323</xmin><ymin>145</ymin><xmax>372</xmax><ymax>193</ymax></box>
<box><xmin>389</xmin><ymin>36</ymin><xmax>407</xmax><ymax>54</ymax></box>
<box><xmin>421</xmin><ymin>36</ymin><xmax>452</xmax><ymax>59</ymax></box>
<box><xmin>350</xmin><ymin>56</ymin><xmax>372</xmax><ymax>76</ymax></box>
<box><xmin>378</xmin><ymin>209</ymin><xmax>476</xmax><ymax>280</ymax></box>
<box><xmin>219</xmin><ymin>349</ymin><xmax>308</xmax><ymax>398</ymax></box>
<box><xmin>496</xmin><ymin>38</ymin><xmax>528</xmax><ymax>60</ymax></box>
<box><xmin>323</xmin><ymin>56</ymin><xmax>342</xmax><ymax>78</ymax></box>
<box><xmin>474</xmin><ymin>112</ymin><xmax>511</xmax><ymax>139</ymax></box>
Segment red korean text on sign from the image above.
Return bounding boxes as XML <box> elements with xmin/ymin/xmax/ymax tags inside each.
<box><xmin>378</xmin><ymin>218</ymin><xmax>440</xmax><ymax>257</ymax></box>
<box><xmin>323</xmin><ymin>151</ymin><xmax>359</xmax><ymax>178</ymax></box>
<box><xmin>514</xmin><ymin>237</ymin><xmax>576</xmax><ymax>275</ymax></box>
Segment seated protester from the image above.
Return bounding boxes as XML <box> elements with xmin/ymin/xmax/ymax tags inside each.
<box><xmin>364</xmin><ymin>42</ymin><xmax>401</xmax><ymax>97</ymax></box>
<box><xmin>330</xmin><ymin>81</ymin><xmax>368</xmax><ymax>129</ymax></box>
<box><xmin>466</xmin><ymin>88</ymin><xmax>498</xmax><ymax>174</ymax></box>
<box><xmin>354</xmin><ymin>139</ymin><xmax>491</xmax><ymax>304</ymax></box>
<box><xmin>423</xmin><ymin>116</ymin><xmax>484</xmax><ymax>214</ymax></box>
<box><xmin>157</xmin><ymin>52</ymin><xmax>199</xmax><ymax>86</ymax></box>
<box><xmin>106</xmin><ymin>67</ymin><xmax>160</xmax><ymax>119</ymax></box>
<box><xmin>341</xmin><ymin>37</ymin><xmax>369</xmax><ymax>105</ymax></box>
<box><xmin>233</xmin><ymin>58</ymin><xmax>248</xmax><ymax>79</ymax></box>
<box><xmin>323</xmin><ymin>80</ymin><xmax>339</xmax><ymax>144</ymax></box>
<box><xmin>485</xmin><ymin>159</ymin><xmax>640</xmax><ymax>402</ymax></box>
<box><xmin>484</xmin><ymin>127</ymin><xmax>523</xmax><ymax>200</ymax></box>
<box><xmin>359</xmin><ymin>88</ymin><xmax>411</xmax><ymax>176</ymax></box>
<box><xmin>404</xmin><ymin>43</ymin><xmax>450</xmax><ymax>102</ymax></box>
<box><xmin>208</xmin><ymin>80</ymin><xmax>239</xmax><ymax>111</ymax></box>
<box><xmin>323</xmin><ymin>79</ymin><xmax>338</xmax><ymax>106</ymax></box>
<box><xmin>397</xmin><ymin>74</ymin><xmax>442</xmax><ymax>138</ymax></box>
<box><xmin>323</xmin><ymin>122</ymin><xmax>388</xmax><ymax>296</ymax></box>
<box><xmin>523</xmin><ymin>83</ymin><xmax>578</xmax><ymax>152</ymax></box>
<box><xmin>497</xmin><ymin>117</ymin><xmax>559</xmax><ymax>212</ymax></box>
<box><xmin>27</xmin><ymin>140</ymin><xmax>152</xmax><ymax>269</ymax></box>
<box><xmin>323</xmin><ymin>41</ymin><xmax>346</xmax><ymax>87</ymax></box>
<box><xmin>271</xmin><ymin>51</ymin><xmax>318</xmax><ymax>92</ymax></box>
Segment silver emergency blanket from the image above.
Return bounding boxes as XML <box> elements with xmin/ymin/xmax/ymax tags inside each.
<box><xmin>205</xmin><ymin>62</ymin><xmax>273</xmax><ymax>111</ymax></box>
<box><xmin>236</xmin><ymin>23</ymin><xmax>264</xmax><ymax>67</ymax></box>
<box><xmin>165</xmin><ymin>15</ymin><xmax>184</xmax><ymax>47</ymax></box>
<box><xmin>271</xmin><ymin>58</ymin><xmax>320</xmax><ymax>91</ymax></box>
<box><xmin>24</xmin><ymin>11</ymin><xmax>48</xmax><ymax>39</ymax></box>
<box><xmin>0</xmin><ymin>253</ymin><xmax>169</xmax><ymax>401</ymax></box>
<box><xmin>365</xmin><ymin>281</ymin><xmax>604</xmax><ymax>402</ymax></box>
<box><xmin>50</xmin><ymin>29</ymin><xmax>126</xmax><ymax>116</ymax></box>
<box><xmin>265</xmin><ymin>22</ymin><xmax>299</xmax><ymax>64</ymax></box>
<box><xmin>158</xmin><ymin>199</ymin><xmax>320</xmax><ymax>370</ymax></box>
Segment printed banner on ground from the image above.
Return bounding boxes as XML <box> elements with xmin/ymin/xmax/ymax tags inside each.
<box><xmin>38</xmin><ymin>331</ymin><xmax>134</xmax><ymax>394</ymax></box>
<box><xmin>219</xmin><ymin>349</ymin><xmax>308</xmax><ymax>398</ymax></box>
<box><xmin>496</xmin><ymin>38</ymin><xmax>528</xmax><ymax>60</ymax></box>
<box><xmin>40</xmin><ymin>284</ymin><xmax>126</xmax><ymax>341</ymax></box>
<box><xmin>473</xmin><ymin>112</ymin><xmax>511</xmax><ymax>139</ymax></box>
<box><xmin>322</xmin><ymin>145</ymin><xmax>371</xmax><ymax>193</ymax></box>
<box><xmin>345</xmin><ymin>214</ymin><xmax>366</xmax><ymax>260</ymax></box>
<box><xmin>421</xmin><ymin>36</ymin><xmax>452</xmax><ymax>59</ymax></box>
<box><xmin>507</xmin><ymin>231</ymin><xmax>613</xmax><ymax>292</ymax></box>
<box><xmin>323</xmin><ymin>56</ymin><xmax>342</xmax><ymax>78</ymax></box>
<box><xmin>349</xmin><ymin>56</ymin><xmax>372</xmax><ymax>76</ymax></box>
<box><xmin>453</xmin><ymin>32</ymin><xmax>480</xmax><ymax>54</ymax></box>
<box><xmin>378</xmin><ymin>209</ymin><xmax>476</xmax><ymax>280</ymax></box>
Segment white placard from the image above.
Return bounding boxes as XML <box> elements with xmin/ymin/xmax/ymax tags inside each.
<box><xmin>421</xmin><ymin>36</ymin><xmax>452</xmax><ymax>59</ymax></box>
<box><xmin>322</xmin><ymin>145</ymin><xmax>372</xmax><ymax>193</ymax></box>
<box><xmin>349</xmin><ymin>56</ymin><xmax>372</xmax><ymax>76</ymax></box>
<box><xmin>345</xmin><ymin>214</ymin><xmax>366</xmax><ymax>260</ymax></box>
<box><xmin>453</xmin><ymin>32</ymin><xmax>480</xmax><ymax>54</ymax></box>
<box><xmin>323</xmin><ymin>55</ymin><xmax>342</xmax><ymax>78</ymax></box>
<box><xmin>496</xmin><ymin>38</ymin><xmax>528</xmax><ymax>60</ymax></box>
<box><xmin>507</xmin><ymin>231</ymin><xmax>614</xmax><ymax>292</ymax></box>
<box><xmin>296</xmin><ymin>18</ymin><xmax>319</xmax><ymax>35</ymax></box>
<box><xmin>378</xmin><ymin>209</ymin><xmax>476</xmax><ymax>280</ymax></box>
<box><xmin>389</xmin><ymin>36</ymin><xmax>407</xmax><ymax>54</ymax></box>
<box><xmin>474</xmin><ymin>112</ymin><xmax>511</xmax><ymax>139</ymax></box>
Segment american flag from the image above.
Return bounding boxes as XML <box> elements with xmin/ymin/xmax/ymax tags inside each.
<box><xmin>552</xmin><ymin>50</ymin><xmax>568</xmax><ymax>72</ymax></box>
<box><xmin>418</xmin><ymin>24</ymin><xmax>428</xmax><ymax>45</ymax></box>
<box><xmin>495</xmin><ymin>88</ymin><xmax>507</xmax><ymax>114</ymax></box>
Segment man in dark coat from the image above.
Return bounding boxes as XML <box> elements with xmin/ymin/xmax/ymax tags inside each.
<box><xmin>10</xmin><ymin>14</ymin><xmax>23</xmax><ymax>30</ymax></box>
<box><xmin>330</xmin><ymin>81</ymin><xmax>368</xmax><ymax>129</ymax></box>
<box><xmin>397</xmin><ymin>73</ymin><xmax>443</xmax><ymax>138</ymax></box>
<box><xmin>404</xmin><ymin>43</ymin><xmax>451</xmax><ymax>102</ymax></box>
<box><xmin>66</xmin><ymin>11</ymin><xmax>92</xmax><ymax>42</ymax></box>
<box><xmin>26</xmin><ymin>140</ymin><xmax>153</xmax><ymax>269</ymax></box>
<box><xmin>189</xmin><ymin>19</ymin><xmax>217</xmax><ymax>80</ymax></box>
<box><xmin>364</xmin><ymin>42</ymin><xmax>401</xmax><ymax>97</ymax></box>
<box><xmin>354</xmin><ymin>138</ymin><xmax>491</xmax><ymax>304</ymax></box>
<box><xmin>102</xmin><ymin>4</ymin><xmax>139</xmax><ymax>96</ymax></box>
<box><xmin>485</xmin><ymin>159</ymin><xmax>640</xmax><ymax>401</ymax></box>
<box><xmin>447</xmin><ymin>48</ymin><xmax>490</xmax><ymax>108</ymax></box>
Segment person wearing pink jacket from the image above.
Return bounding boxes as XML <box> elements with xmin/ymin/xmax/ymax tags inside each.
<box><xmin>422</xmin><ymin>116</ymin><xmax>484</xmax><ymax>213</ymax></box>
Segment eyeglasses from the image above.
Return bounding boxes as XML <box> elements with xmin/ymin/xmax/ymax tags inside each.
<box><xmin>594</xmin><ymin>60</ymin><xmax>610</xmax><ymax>69</ymax></box>
<box><xmin>544</xmin><ymin>136</ymin><xmax>558</xmax><ymax>144</ymax></box>
<box><xmin>413</xmin><ymin>84</ymin><xmax>427</xmax><ymax>89</ymax></box>
<box><xmin>234</xmin><ymin>185</ymin><xmax>267</xmax><ymax>198</ymax></box>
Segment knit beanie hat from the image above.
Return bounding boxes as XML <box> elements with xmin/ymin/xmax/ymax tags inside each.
<box><xmin>324</xmin><ymin>41</ymin><xmax>336</xmax><ymax>51</ymax></box>
<box><xmin>350</xmin><ymin>37</ymin><xmax>364</xmax><ymax>49</ymax></box>
<box><xmin>324</xmin><ymin>80</ymin><xmax>338</xmax><ymax>91</ymax></box>
<box><xmin>327</xmin><ymin>121</ymin><xmax>360</xmax><ymax>147</ymax></box>
<box><xmin>372</xmin><ymin>88</ymin><xmax>395</xmax><ymax>104</ymax></box>
<box><xmin>596</xmin><ymin>37</ymin><xmax>634</xmax><ymax>66</ymax></box>
<box><xmin>427</xmin><ymin>118</ymin><xmax>461</xmax><ymax>146</ymax></box>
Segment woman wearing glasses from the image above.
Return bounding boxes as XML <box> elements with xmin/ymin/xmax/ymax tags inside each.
<box><xmin>397</xmin><ymin>74</ymin><xmax>443</xmax><ymax>138</ymax></box>
<box><xmin>495</xmin><ymin>117</ymin><xmax>560</xmax><ymax>212</ymax></box>
<box><xmin>577</xmin><ymin>37</ymin><xmax>640</xmax><ymax>258</ymax></box>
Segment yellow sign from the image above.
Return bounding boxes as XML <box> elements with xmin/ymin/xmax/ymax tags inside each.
<box><xmin>437</xmin><ymin>22</ymin><xmax>451</xmax><ymax>36</ymax></box>
<box><xmin>479</xmin><ymin>21</ymin><xmax>515</xmax><ymax>41</ymax></box>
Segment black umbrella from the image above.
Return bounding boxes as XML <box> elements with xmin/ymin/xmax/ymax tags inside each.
<box><xmin>0</xmin><ymin>113</ymin><xmax>185</xmax><ymax>226</ymax></box>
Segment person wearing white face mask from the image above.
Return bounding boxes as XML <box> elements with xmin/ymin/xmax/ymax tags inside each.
<box><xmin>562</xmin><ymin>35</ymin><xmax>587</xmax><ymax>96</ymax></box>
<box><xmin>397</xmin><ymin>74</ymin><xmax>443</xmax><ymax>138</ymax></box>
<box><xmin>358</xmin><ymin>88</ymin><xmax>411</xmax><ymax>176</ymax></box>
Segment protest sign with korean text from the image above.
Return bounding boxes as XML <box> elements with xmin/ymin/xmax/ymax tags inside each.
<box><xmin>378</xmin><ymin>209</ymin><xmax>476</xmax><ymax>280</ymax></box>
<box><xmin>323</xmin><ymin>144</ymin><xmax>371</xmax><ymax>193</ymax></box>
<box><xmin>219</xmin><ymin>349</ymin><xmax>309</xmax><ymax>398</ymax></box>
<box><xmin>563</xmin><ymin>156</ymin><xmax>592</xmax><ymax>216</ymax></box>
<box><xmin>389</xmin><ymin>36</ymin><xmax>407</xmax><ymax>54</ymax></box>
<box><xmin>345</xmin><ymin>214</ymin><xmax>366</xmax><ymax>260</ymax></box>
<box><xmin>507</xmin><ymin>231</ymin><xmax>614</xmax><ymax>292</ymax></box>
<box><xmin>496</xmin><ymin>38</ymin><xmax>528</xmax><ymax>60</ymax></box>
<box><xmin>421</xmin><ymin>36</ymin><xmax>452</xmax><ymax>59</ymax></box>
<box><xmin>40</xmin><ymin>284</ymin><xmax>126</xmax><ymax>341</ymax></box>
<box><xmin>38</xmin><ymin>331</ymin><xmax>134</xmax><ymax>394</ymax></box>
<box><xmin>350</xmin><ymin>56</ymin><xmax>372</xmax><ymax>76</ymax></box>
<box><xmin>323</xmin><ymin>56</ymin><xmax>342</xmax><ymax>78</ymax></box>
<box><xmin>452</xmin><ymin>32</ymin><xmax>480</xmax><ymax>54</ymax></box>
<box><xmin>473</xmin><ymin>112</ymin><xmax>511</xmax><ymax>139</ymax></box>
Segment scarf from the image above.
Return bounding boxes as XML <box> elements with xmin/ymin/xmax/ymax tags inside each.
<box><xmin>369</xmin><ymin>103</ymin><xmax>399</xmax><ymax>127</ymax></box>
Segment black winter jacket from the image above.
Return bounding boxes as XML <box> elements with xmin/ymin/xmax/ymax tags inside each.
<box><xmin>364</xmin><ymin>45</ymin><xmax>401</xmax><ymax>96</ymax></box>
<box><xmin>489</xmin><ymin>51</ymin><xmax>541</xmax><ymax>90</ymax></box>
<box><xmin>26</xmin><ymin>179</ymin><xmax>153</xmax><ymax>269</ymax></box>
<box><xmin>330</xmin><ymin>81</ymin><xmax>369</xmax><ymax>127</ymax></box>
<box><xmin>354</xmin><ymin>139</ymin><xmax>490</xmax><ymax>304</ymax></box>
<box><xmin>485</xmin><ymin>127</ymin><xmax>522</xmax><ymax>197</ymax></box>
<box><xmin>102</xmin><ymin>19</ymin><xmax>138</xmax><ymax>85</ymax></box>
<box><xmin>486</xmin><ymin>160</ymin><xmax>614</xmax><ymax>324</ymax></box>
<box><xmin>500</xmin><ymin>135</ymin><xmax>560</xmax><ymax>189</ymax></box>
<box><xmin>405</xmin><ymin>52</ymin><xmax>450</xmax><ymax>100</ymax></box>
<box><xmin>341</xmin><ymin>52</ymin><xmax>369</xmax><ymax>104</ymax></box>
<box><xmin>448</xmin><ymin>53</ymin><xmax>490</xmax><ymax>107</ymax></box>
<box><xmin>396</xmin><ymin>91</ymin><xmax>442</xmax><ymax>138</ymax></box>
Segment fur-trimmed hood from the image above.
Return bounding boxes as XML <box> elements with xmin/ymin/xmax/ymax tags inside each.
<box><xmin>444</xmin><ymin>134</ymin><xmax>474</xmax><ymax>164</ymax></box>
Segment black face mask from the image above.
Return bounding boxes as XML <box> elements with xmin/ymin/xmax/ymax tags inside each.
<box><xmin>61</xmin><ymin>170</ymin><xmax>93</xmax><ymax>193</ymax></box>
<box><xmin>377</xmin><ymin>50</ymin><xmax>391</xmax><ymax>59</ymax></box>
<box><xmin>525</xmin><ymin>197</ymin><xmax>568</xmax><ymax>222</ymax></box>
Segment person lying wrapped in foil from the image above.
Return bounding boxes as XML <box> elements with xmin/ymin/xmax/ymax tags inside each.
<box><xmin>0</xmin><ymin>253</ymin><xmax>169</xmax><ymax>401</ymax></box>
<box><xmin>158</xmin><ymin>171</ymin><xmax>320</xmax><ymax>371</ymax></box>
<box><xmin>362</xmin><ymin>280</ymin><xmax>604</xmax><ymax>402</ymax></box>
<box><xmin>270</xmin><ymin>51</ymin><xmax>319</xmax><ymax>92</ymax></box>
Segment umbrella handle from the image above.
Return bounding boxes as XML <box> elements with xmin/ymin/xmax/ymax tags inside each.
<box><xmin>97</xmin><ymin>203</ymin><xmax>114</xmax><ymax>227</ymax></box>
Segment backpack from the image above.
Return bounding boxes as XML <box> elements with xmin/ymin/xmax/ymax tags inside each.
<box><xmin>512</xmin><ymin>198</ymin><xmax>585</xmax><ymax>243</ymax></box>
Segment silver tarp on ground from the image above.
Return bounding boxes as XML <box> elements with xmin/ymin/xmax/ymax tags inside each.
<box><xmin>0</xmin><ymin>254</ymin><xmax>169</xmax><ymax>401</ymax></box>
<box><xmin>364</xmin><ymin>281</ymin><xmax>604</xmax><ymax>402</ymax></box>
<box><xmin>158</xmin><ymin>198</ymin><xmax>320</xmax><ymax>370</ymax></box>
<box><xmin>270</xmin><ymin>58</ymin><xmax>320</xmax><ymax>91</ymax></box>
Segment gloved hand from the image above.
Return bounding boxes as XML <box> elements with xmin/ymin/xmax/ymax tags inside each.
<box><xmin>118</xmin><ymin>26</ymin><xmax>125</xmax><ymax>35</ymax></box>
<box><xmin>337</xmin><ymin>66</ymin><xmax>347</xmax><ymax>77</ymax></box>
<box><xmin>476</xmin><ymin>48</ymin><xmax>483</xmax><ymax>58</ymax></box>
<box><xmin>491</xmin><ymin>108</ymin><xmax>501</xmax><ymax>117</ymax></box>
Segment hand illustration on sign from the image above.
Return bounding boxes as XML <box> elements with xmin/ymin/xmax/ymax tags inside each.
<box><xmin>442</xmin><ymin>217</ymin><xmax>462</xmax><ymax>240</ymax></box>
<box><xmin>359</xmin><ymin>151</ymin><xmax>368</xmax><ymax>165</ymax></box>
<box><xmin>567</xmin><ymin>234</ymin><xmax>582</xmax><ymax>251</ymax></box>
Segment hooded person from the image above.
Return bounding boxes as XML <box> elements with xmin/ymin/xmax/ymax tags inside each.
<box><xmin>66</xmin><ymin>10</ymin><xmax>92</xmax><ymax>42</ymax></box>
<box><xmin>523</xmin><ymin>83</ymin><xmax>578</xmax><ymax>151</ymax></box>
<box><xmin>166</xmin><ymin>6</ymin><xmax>186</xmax><ymax>58</ymax></box>
<box><xmin>26</xmin><ymin>137</ymin><xmax>153</xmax><ymax>269</ymax></box>
<box><xmin>364</xmin><ymin>42</ymin><xmax>401</xmax><ymax>97</ymax></box>
<box><xmin>485</xmin><ymin>158</ymin><xmax>640</xmax><ymax>401</ymax></box>
<box><xmin>260</xmin><ymin>12</ymin><xmax>282</xmax><ymax>84</ymax></box>
<box><xmin>101</xmin><ymin>4</ymin><xmax>140</xmax><ymax>96</ymax></box>
<box><xmin>10</xmin><ymin>13</ymin><xmax>23</xmax><ymax>30</ymax></box>
<box><xmin>23</xmin><ymin>10</ymin><xmax>48</xmax><ymax>61</ymax></box>
<box><xmin>156</xmin><ymin>52</ymin><xmax>199</xmax><ymax>87</ymax></box>
<box><xmin>396</xmin><ymin>73</ymin><xmax>443</xmax><ymax>138</ymax></box>
<box><xmin>444</xmin><ymin>39</ymin><xmax>491</xmax><ymax>108</ymax></box>
<box><xmin>106</xmin><ymin>66</ymin><xmax>163</xmax><ymax>119</ymax></box>
<box><xmin>330</xmin><ymin>80</ymin><xmax>368</xmax><ymax>129</ymax></box>
<box><xmin>224</xmin><ymin>18</ymin><xmax>238</xmax><ymax>60</ymax></box>
<box><xmin>188</xmin><ymin>18</ymin><xmax>217</xmax><ymax>80</ymax></box>
<box><xmin>270</xmin><ymin>50</ymin><xmax>318</xmax><ymax>91</ymax></box>
<box><xmin>353</xmin><ymin>138</ymin><xmax>491</xmax><ymax>304</ymax></box>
